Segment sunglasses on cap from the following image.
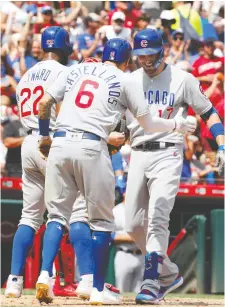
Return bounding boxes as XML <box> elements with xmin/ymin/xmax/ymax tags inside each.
<box><xmin>42</xmin><ymin>10</ymin><xmax>52</xmax><ymax>15</ymax></box>
<box><xmin>114</xmin><ymin>19</ymin><xmax>124</xmax><ymax>23</ymax></box>
<box><xmin>173</xmin><ymin>36</ymin><xmax>184</xmax><ymax>41</ymax></box>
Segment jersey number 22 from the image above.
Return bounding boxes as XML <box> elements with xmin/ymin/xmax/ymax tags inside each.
<box><xmin>20</xmin><ymin>86</ymin><xmax>44</xmax><ymax>117</ymax></box>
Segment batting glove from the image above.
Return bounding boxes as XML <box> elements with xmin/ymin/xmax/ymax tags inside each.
<box><xmin>215</xmin><ymin>145</ymin><xmax>225</xmax><ymax>177</ymax></box>
<box><xmin>174</xmin><ymin>108</ymin><xmax>197</xmax><ymax>134</ymax></box>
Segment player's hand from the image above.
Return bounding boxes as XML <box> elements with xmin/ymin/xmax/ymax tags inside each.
<box><xmin>38</xmin><ymin>136</ymin><xmax>52</xmax><ymax>160</ymax></box>
<box><xmin>174</xmin><ymin>108</ymin><xmax>197</xmax><ymax>134</ymax></box>
<box><xmin>108</xmin><ymin>131</ymin><xmax>126</xmax><ymax>147</ymax></box>
<box><xmin>215</xmin><ymin>145</ymin><xmax>225</xmax><ymax>176</ymax></box>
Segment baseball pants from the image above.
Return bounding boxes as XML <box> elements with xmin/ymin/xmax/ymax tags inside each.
<box><xmin>125</xmin><ymin>144</ymin><xmax>183</xmax><ymax>286</ymax></box>
<box><xmin>45</xmin><ymin>133</ymin><xmax>115</xmax><ymax>232</ymax></box>
<box><xmin>19</xmin><ymin>135</ymin><xmax>46</xmax><ymax>231</ymax></box>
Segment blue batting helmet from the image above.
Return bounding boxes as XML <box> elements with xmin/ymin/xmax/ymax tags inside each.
<box><xmin>41</xmin><ymin>26</ymin><xmax>73</xmax><ymax>56</ymax></box>
<box><xmin>133</xmin><ymin>29</ymin><xmax>164</xmax><ymax>69</ymax></box>
<box><xmin>102</xmin><ymin>38</ymin><xmax>132</xmax><ymax>63</ymax></box>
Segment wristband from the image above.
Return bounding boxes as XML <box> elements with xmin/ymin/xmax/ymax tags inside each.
<box><xmin>111</xmin><ymin>232</ymin><xmax>116</xmax><ymax>241</ymax></box>
<box><xmin>39</xmin><ymin>119</ymin><xmax>50</xmax><ymax>136</ymax></box>
<box><xmin>201</xmin><ymin>107</ymin><xmax>217</xmax><ymax>121</ymax></box>
<box><xmin>218</xmin><ymin>145</ymin><xmax>225</xmax><ymax>151</ymax></box>
<box><xmin>209</xmin><ymin>123</ymin><xmax>224</xmax><ymax>139</ymax></box>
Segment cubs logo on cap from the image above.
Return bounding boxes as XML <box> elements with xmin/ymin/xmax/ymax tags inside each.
<box><xmin>46</xmin><ymin>39</ymin><xmax>54</xmax><ymax>47</ymax></box>
<box><xmin>140</xmin><ymin>40</ymin><xmax>148</xmax><ymax>48</ymax></box>
<box><xmin>109</xmin><ymin>51</ymin><xmax>115</xmax><ymax>60</ymax></box>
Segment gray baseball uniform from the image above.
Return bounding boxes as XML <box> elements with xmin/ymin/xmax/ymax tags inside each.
<box><xmin>125</xmin><ymin>65</ymin><xmax>212</xmax><ymax>285</ymax></box>
<box><xmin>16</xmin><ymin>60</ymin><xmax>66</xmax><ymax>231</ymax></box>
<box><xmin>44</xmin><ymin>62</ymin><xmax>154</xmax><ymax>231</ymax></box>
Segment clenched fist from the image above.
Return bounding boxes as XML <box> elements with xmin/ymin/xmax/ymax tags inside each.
<box><xmin>38</xmin><ymin>136</ymin><xmax>52</xmax><ymax>160</ymax></box>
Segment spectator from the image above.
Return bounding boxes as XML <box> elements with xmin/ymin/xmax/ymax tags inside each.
<box><xmin>181</xmin><ymin>135</ymin><xmax>197</xmax><ymax>182</ymax></box>
<box><xmin>198</xmin><ymin>152</ymin><xmax>219</xmax><ymax>184</ymax></box>
<box><xmin>33</xmin><ymin>6</ymin><xmax>59</xmax><ymax>34</ymax></box>
<box><xmin>98</xmin><ymin>11</ymin><xmax>131</xmax><ymax>41</ymax></box>
<box><xmin>136</xmin><ymin>14</ymin><xmax>150</xmax><ymax>31</ymax></box>
<box><xmin>0</xmin><ymin>1</ymin><xmax>28</xmax><ymax>37</ymax></box>
<box><xmin>192</xmin><ymin>40</ymin><xmax>224</xmax><ymax>96</ymax></box>
<box><xmin>2</xmin><ymin>109</ymin><xmax>27</xmax><ymax>177</ymax></box>
<box><xmin>166</xmin><ymin>29</ymin><xmax>190</xmax><ymax>65</ymax></box>
<box><xmin>113</xmin><ymin>198</ymin><xmax>144</xmax><ymax>292</ymax></box>
<box><xmin>171</xmin><ymin>1</ymin><xmax>203</xmax><ymax>39</ymax></box>
<box><xmin>108</xmin><ymin>1</ymin><xmax>141</xmax><ymax>29</ymax></box>
<box><xmin>77</xmin><ymin>13</ymin><xmax>103</xmax><ymax>60</ymax></box>
<box><xmin>18</xmin><ymin>39</ymin><xmax>41</xmax><ymax>76</ymax></box>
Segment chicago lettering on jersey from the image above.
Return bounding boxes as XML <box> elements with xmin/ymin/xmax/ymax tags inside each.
<box><xmin>28</xmin><ymin>69</ymin><xmax>51</xmax><ymax>82</ymax></box>
<box><xmin>144</xmin><ymin>90</ymin><xmax>175</xmax><ymax>106</ymax></box>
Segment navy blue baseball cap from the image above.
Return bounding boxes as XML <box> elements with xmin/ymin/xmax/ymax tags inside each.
<box><xmin>133</xmin><ymin>28</ymin><xmax>163</xmax><ymax>56</ymax></box>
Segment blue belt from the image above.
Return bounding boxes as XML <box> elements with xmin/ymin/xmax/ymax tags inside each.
<box><xmin>53</xmin><ymin>130</ymin><xmax>100</xmax><ymax>141</ymax></box>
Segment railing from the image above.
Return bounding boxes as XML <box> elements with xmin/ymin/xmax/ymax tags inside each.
<box><xmin>1</xmin><ymin>177</ymin><xmax>224</xmax><ymax>198</ymax></box>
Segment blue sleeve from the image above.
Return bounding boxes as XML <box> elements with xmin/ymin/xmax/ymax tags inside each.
<box><xmin>111</xmin><ymin>151</ymin><xmax>123</xmax><ymax>172</ymax></box>
<box><xmin>77</xmin><ymin>35</ymin><xmax>87</xmax><ymax>51</ymax></box>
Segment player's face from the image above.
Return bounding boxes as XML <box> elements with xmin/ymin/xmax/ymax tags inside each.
<box><xmin>137</xmin><ymin>54</ymin><xmax>158</xmax><ymax>74</ymax></box>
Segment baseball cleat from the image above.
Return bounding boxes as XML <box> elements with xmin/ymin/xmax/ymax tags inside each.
<box><xmin>135</xmin><ymin>289</ymin><xmax>159</xmax><ymax>305</ymax></box>
<box><xmin>53</xmin><ymin>282</ymin><xmax>78</xmax><ymax>297</ymax></box>
<box><xmin>103</xmin><ymin>283</ymin><xmax>122</xmax><ymax>305</ymax></box>
<box><xmin>36</xmin><ymin>271</ymin><xmax>54</xmax><ymax>304</ymax></box>
<box><xmin>5</xmin><ymin>275</ymin><xmax>23</xmax><ymax>298</ymax></box>
<box><xmin>89</xmin><ymin>287</ymin><xmax>104</xmax><ymax>305</ymax></box>
<box><xmin>76</xmin><ymin>276</ymin><xmax>93</xmax><ymax>300</ymax></box>
<box><xmin>158</xmin><ymin>275</ymin><xmax>183</xmax><ymax>300</ymax></box>
<box><xmin>77</xmin><ymin>280</ymin><xmax>122</xmax><ymax>304</ymax></box>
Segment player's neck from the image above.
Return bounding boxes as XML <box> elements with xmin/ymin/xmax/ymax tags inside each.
<box><xmin>104</xmin><ymin>61</ymin><xmax>127</xmax><ymax>71</ymax></box>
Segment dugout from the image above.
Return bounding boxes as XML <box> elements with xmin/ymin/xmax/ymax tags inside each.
<box><xmin>1</xmin><ymin>178</ymin><xmax>224</xmax><ymax>293</ymax></box>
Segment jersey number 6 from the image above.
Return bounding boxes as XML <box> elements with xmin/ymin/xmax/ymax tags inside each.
<box><xmin>75</xmin><ymin>80</ymin><xmax>99</xmax><ymax>109</ymax></box>
<box><xmin>20</xmin><ymin>86</ymin><xmax>44</xmax><ymax>117</ymax></box>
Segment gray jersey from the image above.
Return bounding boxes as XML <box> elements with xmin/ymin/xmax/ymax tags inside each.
<box><xmin>127</xmin><ymin>65</ymin><xmax>212</xmax><ymax>147</ymax></box>
<box><xmin>16</xmin><ymin>60</ymin><xmax>66</xmax><ymax>130</ymax></box>
<box><xmin>47</xmin><ymin>62</ymin><xmax>149</xmax><ymax>141</ymax></box>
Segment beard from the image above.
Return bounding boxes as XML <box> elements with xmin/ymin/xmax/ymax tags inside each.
<box><xmin>142</xmin><ymin>62</ymin><xmax>157</xmax><ymax>75</ymax></box>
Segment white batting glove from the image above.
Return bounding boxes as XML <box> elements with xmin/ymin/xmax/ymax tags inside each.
<box><xmin>215</xmin><ymin>145</ymin><xmax>225</xmax><ymax>177</ymax></box>
<box><xmin>174</xmin><ymin>108</ymin><xmax>197</xmax><ymax>134</ymax></box>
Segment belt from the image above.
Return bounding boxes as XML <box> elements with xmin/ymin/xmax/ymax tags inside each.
<box><xmin>53</xmin><ymin>130</ymin><xmax>101</xmax><ymax>141</ymax></box>
<box><xmin>118</xmin><ymin>248</ymin><xmax>142</xmax><ymax>255</ymax></box>
<box><xmin>27</xmin><ymin>129</ymin><xmax>53</xmax><ymax>136</ymax></box>
<box><xmin>134</xmin><ymin>141</ymin><xmax>175</xmax><ymax>151</ymax></box>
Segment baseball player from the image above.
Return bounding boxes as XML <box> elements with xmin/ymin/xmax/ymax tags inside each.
<box><xmin>124</xmin><ymin>29</ymin><xmax>225</xmax><ymax>304</ymax></box>
<box><xmin>4</xmin><ymin>26</ymin><xmax>72</xmax><ymax>298</ymax></box>
<box><xmin>35</xmin><ymin>38</ymin><xmax>195</xmax><ymax>305</ymax></box>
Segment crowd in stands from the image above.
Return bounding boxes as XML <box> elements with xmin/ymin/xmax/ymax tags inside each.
<box><xmin>0</xmin><ymin>1</ymin><xmax>224</xmax><ymax>188</ymax></box>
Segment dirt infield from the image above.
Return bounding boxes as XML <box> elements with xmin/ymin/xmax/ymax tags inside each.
<box><xmin>1</xmin><ymin>295</ymin><xmax>224</xmax><ymax>307</ymax></box>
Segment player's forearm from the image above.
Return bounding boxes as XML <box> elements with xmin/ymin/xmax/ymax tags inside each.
<box><xmin>3</xmin><ymin>136</ymin><xmax>24</xmax><ymax>148</ymax></box>
<box><xmin>137</xmin><ymin>112</ymin><xmax>175</xmax><ymax>133</ymax></box>
<box><xmin>39</xmin><ymin>93</ymin><xmax>54</xmax><ymax>120</ymax></box>
<box><xmin>204</xmin><ymin>113</ymin><xmax>224</xmax><ymax>146</ymax></box>
<box><xmin>38</xmin><ymin>93</ymin><xmax>54</xmax><ymax>136</ymax></box>
<box><xmin>114</xmin><ymin>233</ymin><xmax>134</xmax><ymax>244</ymax></box>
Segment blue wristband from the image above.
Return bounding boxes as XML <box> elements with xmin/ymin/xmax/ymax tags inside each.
<box><xmin>209</xmin><ymin>123</ymin><xmax>224</xmax><ymax>139</ymax></box>
<box><xmin>111</xmin><ymin>232</ymin><xmax>116</xmax><ymax>241</ymax></box>
<box><xmin>218</xmin><ymin>145</ymin><xmax>225</xmax><ymax>151</ymax></box>
<box><xmin>38</xmin><ymin>118</ymin><xmax>50</xmax><ymax>136</ymax></box>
